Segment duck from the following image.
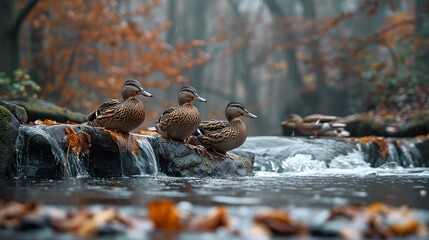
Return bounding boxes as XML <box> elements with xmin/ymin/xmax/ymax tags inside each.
<box><xmin>86</xmin><ymin>79</ymin><xmax>152</xmax><ymax>133</ymax></box>
<box><xmin>281</xmin><ymin>113</ymin><xmax>349</xmax><ymax>138</ymax></box>
<box><xmin>155</xmin><ymin>86</ymin><xmax>206</xmax><ymax>142</ymax></box>
<box><xmin>189</xmin><ymin>102</ymin><xmax>257</xmax><ymax>156</ymax></box>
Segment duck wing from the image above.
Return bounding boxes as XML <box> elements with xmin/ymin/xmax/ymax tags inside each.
<box><xmin>196</xmin><ymin>120</ymin><xmax>231</xmax><ymax>144</ymax></box>
<box><xmin>156</xmin><ymin>107</ymin><xmax>180</xmax><ymax>131</ymax></box>
<box><xmin>303</xmin><ymin>114</ymin><xmax>339</xmax><ymax>123</ymax></box>
<box><xmin>86</xmin><ymin>99</ymin><xmax>122</xmax><ymax>121</ymax></box>
<box><xmin>199</xmin><ymin>120</ymin><xmax>230</xmax><ymax>132</ymax></box>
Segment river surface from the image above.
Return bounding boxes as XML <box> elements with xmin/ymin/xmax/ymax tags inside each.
<box><xmin>1</xmin><ymin>136</ymin><xmax>429</xmax><ymax>238</ymax></box>
<box><xmin>1</xmin><ymin>171</ymin><xmax>429</xmax><ymax>210</ymax></box>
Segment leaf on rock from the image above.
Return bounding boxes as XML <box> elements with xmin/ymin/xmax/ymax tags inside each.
<box><xmin>137</xmin><ymin>130</ymin><xmax>158</xmax><ymax>135</ymax></box>
<box><xmin>64</xmin><ymin>127</ymin><xmax>92</xmax><ymax>156</ymax></box>
<box><xmin>30</xmin><ymin>119</ymin><xmax>58</xmax><ymax>125</ymax></box>
<box><xmin>147</xmin><ymin>200</ymin><xmax>182</xmax><ymax>231</ymax></box>
<box><xmin>107</xmin><ymin>130</ymin><xmax>140</xmax><ymax>156</ymax></box>
<box><xmin>358</xmin><ymin>136</ymin><xmax>389</xmax><ymax>159</ymax></box>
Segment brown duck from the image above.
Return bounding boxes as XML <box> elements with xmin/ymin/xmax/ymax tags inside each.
<box><xmin>189</xmin><ymin>102</ymin><xmax>257</xmax><ymax>155</ymax></box>
<box><xmin>155</xmin><ymin>86</ymin><xmax>206</xmax><ymax>141</ymax></box>
<box><xmin>281</xmin><ymin>114</ymin><xmax>348</xmax><ymax>138</ymax></box>
<box><xmin>86</xmin><ymin>79</ymin><xmax>152</xmax><ymax>133</ymax></box>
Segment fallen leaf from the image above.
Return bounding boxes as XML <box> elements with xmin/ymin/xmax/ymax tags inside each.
<box><xmin>254</xmin><ymin>209</ymin><xmax>308</xmax><ymax>236</ymax></box>
<box><xmin>147</xmin><ymin>200</ymin><xmax>182</xmax><ymax>231</ymax></box>
<box><xmin>389</xmin><ymin>219</ymin><xmax>424</xmax><ymax>236</ymax></box>
<box><xmin>64</xmin><ymin>127</ymin><xmax>92</xmax><ymax>156</ymax></box>
<box><xmin>74</xmin><ymin>208</ymin><xmax>117</xmax><ymax>237</ymax></box>
<box><xmin>188</xmin><ymin>206</ymin><xmax>230</xmax><ymax>231</ymax></box>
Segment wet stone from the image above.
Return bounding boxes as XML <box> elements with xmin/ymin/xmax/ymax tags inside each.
<box><xmin>8</xmin><ymin>124</ymin><xmax>254</xmax><ymax>179</ymax></box>
<box><xmin>0</xmin><ymin>105</ymin><xmax>20</xmax><ymax>178</ymax></box>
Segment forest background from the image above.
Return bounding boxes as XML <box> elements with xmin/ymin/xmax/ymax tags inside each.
<box><xmin>1</xmin><ymin>0</ymin><xmax>428</xmax><ymax>135</ymax></box>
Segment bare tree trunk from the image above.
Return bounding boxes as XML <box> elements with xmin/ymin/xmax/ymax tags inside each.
<box><xmin>0</xmin><ymin>0</ymin><xmax>40</xmax><ymax>79</ymax></box>
<box><xmin>415</xmin><ymin>0</ymin><xmax>429</xmax><ymax>75</ymax></box>
<box><xmin>302</xmin><ymin>0</ymin><xmax>324</xmax><ymax>89</ymax></box>
<box><xmin>265</xmin><ymin>0</ymin><xmax>303</xmax><ymax>90</ymax></box>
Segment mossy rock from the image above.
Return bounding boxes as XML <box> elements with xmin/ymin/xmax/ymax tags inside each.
<box><xmin>11</xmin><ymin>100</ymin><xmax>86</xmax><ymax>123</ymax></box>
<box><xmin>0</xmin><ymin>100</ymin><xmax>28</xmax><ymax>123</ymax></box>
<box><xmin>0</xmin><ymin>106</ymin><xmax>19</xmax><ymax>178</ymax></box>
<box><xmin>8</xmin><ymin>124</ymin><xmax>254</xmax><ymax>179</ymax></box>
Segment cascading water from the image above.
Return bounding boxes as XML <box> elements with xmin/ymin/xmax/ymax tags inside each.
<box><xmin>131</xmin><ymin>134</ymin><xmax>158</xmax><ymax>175</ymax></box>
<box><xmin>237</xmin><ymin>136</ymin><xmax>428</xmax><ymax>174</ymax></box>
<box><xmin>13</xmin><ymin>125</ymin><xmax>88</xmax><ymax>178</ymax></box>
<box><xmin>12</xmin><ymin>125</ymin><xmax>159</xmax><ymax>178</ymax></box>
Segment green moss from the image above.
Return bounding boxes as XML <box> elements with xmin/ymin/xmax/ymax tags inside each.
<box><xmin>228</xmin><ymin>153</ymin><xmax>252</xmax><ymax>167</ymax></box>
<box><xmin>0</xmin><ymin>106</ymin><xmax>13</xmax><ymax>155</ymax></box>
<box><xmin>11</xmin><ymin>100</ymin><xmax>86</xmax><ymax>123</ymax></box>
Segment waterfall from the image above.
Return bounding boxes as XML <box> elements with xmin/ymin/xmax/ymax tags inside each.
<box><xmin>131</xmin><ymin>134</ymin><xmax>158</xmax><ymax>175</ymax></box>
<box><xmin>237</xmin><ymin>136</ymin><xmax>428</xmax><ymax>174</ymax></box>
<box><xmin>13</xmin><ymin>125</ymin><xmax>88</xmax><ymax>178</ymax></box>
<box><xmin>109</xmin><ymin>133</ymin><xmax>158</xmax><ymax>176</ymax></box>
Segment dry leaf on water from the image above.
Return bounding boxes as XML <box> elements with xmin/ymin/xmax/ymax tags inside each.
<box><xmin>254</xmin><ymin>209</ymin><xmax>308</xmax><ymax>236</ymax></box>
<box><xmin>74</xmin><ymin>208</ymin><xmax>117</xmax><ymax>236</ymax></box>
<box><xmin>0</xmin><ymin>201</ymin><xmax>42</xmax><ymax>228</ymax></box>
<box><xmin>187</xmin><ymin>206</ymin><xmax>230</xmax><ymax>231</ymax></box>
<box><xmin>147</xmin><ymin>199</ymin><xmax>182</xmax><ymax>231</ymax></box>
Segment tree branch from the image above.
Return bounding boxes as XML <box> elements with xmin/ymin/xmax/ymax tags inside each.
<box><xmin>11</xmin><ymin>0</ymin><xmax>40</xmax><ymax>35</ymax></box>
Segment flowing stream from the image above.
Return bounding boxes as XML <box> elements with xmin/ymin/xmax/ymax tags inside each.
<box><xmin>3</xmin><ymin>136</ymin><xmax>429</xmax><ymax>238</ymax></box>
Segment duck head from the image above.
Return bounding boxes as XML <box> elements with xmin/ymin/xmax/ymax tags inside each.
<box><xmin>122</xmin><ymin>79</ymin><xmax>153</xmax><ymax>99</ymax></box>
<box><xmin>178</xmin><ymin>86</ymin><xmax>207</xmax><ymax>105</ymax></box>
<box><xmin>225</xmin><ymin>102</ymin><xmax>257</xmax><ymax>121</ymax></box>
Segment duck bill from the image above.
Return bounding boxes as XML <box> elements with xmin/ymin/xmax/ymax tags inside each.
<box><xmin>195</xmin><ymin>94</ymin><xmax>207</xmax><ymax>102</ymax></box>
<box><xmin>244</xmin><ymin>111</ymin><xmax>257</xmax><ymax>119</ymax></box>
<box><xmin>140</xmin><ymin>88</ymin><xmax>153</xmax><ymax>97</ymax></box>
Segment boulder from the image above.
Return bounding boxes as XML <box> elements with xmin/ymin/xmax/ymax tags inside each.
<box><xmin>0</xmin><ymin>100</ymin><xmax>28</xmax><ymax>123</ymax></box>
<box><xmin>148</xmin><ymin>136</ymin><xmax>254</xmax><ymax>178</ymax></box>
<box><xmin>10</xmin><ymin>100</ymin><xmax>86</xmax><ymax>123</ymax></box>
<box><xmin>7</xmin><ymin>124</ymin><xmax>254</xmax><ymax>179</ymax></box>
<box><xmin>0</xmin><ymin>106</ymin><xmax>20</xmax><ymax>178</ymax></box>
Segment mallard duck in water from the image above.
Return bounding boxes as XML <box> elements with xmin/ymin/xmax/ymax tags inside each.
<box><xmin>281</xmin><ymin>114</ymin><xmax>348</xmax><ymax>138</ymax></box>
<box><xmin>189</xmin><ymin>102</ymin><xmax>257</xmax><ymax>156</ymax></box>
<box><xmin>86</xmin><ymin>79</ymin><xmax>152</xmax><ymax>133</ymax></box>
<box><xmin>155</xmin><ymin>86</ymin><xmax>206</xmax><ymax>142</ymax></box>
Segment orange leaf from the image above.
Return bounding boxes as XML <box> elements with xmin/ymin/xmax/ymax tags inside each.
<box><xmin>188</xmin><ymin>206</ymin><xmax>230</xmax><ymax>231</ymax></box>
<box><xmin>254</xmin><ymin>209</ymin><xmax>307</xmax><ymax>236</ymax></box>
<box><xmin>64</xmin><ymin>127</ymin><xmax>92</xmax><ymax>156</ymax></box>
<box><xmin>389</xmin><ymin>220</ymin><xmax>424</xmax><ymax>236</ymax></box>
<box><xmin>147</xmin><ymin>200</ymin><xmax>182</xmax><ymax>231</ymax></box>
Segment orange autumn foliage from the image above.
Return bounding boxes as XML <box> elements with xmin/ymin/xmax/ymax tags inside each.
<box><xmin>147</xmin><ymin>199</ymin><xmax>230</xmax><ymax>232</ymax></box>
<box><xmin>30</xmin><ymin>119</ymin><xmax>58</xmax><ymax>125</ymax></box>
<box><xmin>358</xmin><ymin>136</ymin><xmax>389</xmax><ymax>159</ymax></box>
<box><xmin>21</xmin><ymin>0</ymin><xmax>222</xmax><ymax>112</ymax></box>
<box><xmin>254</xmin><ymin>209</ymin><xmax>307</xmax><ymax>236</ymax></box>
<box><xmin>64</xmin><ymin>127</ymin><xmax>92</xmax><ymax>156</ymax></box>
<box><xmin>147</xmin><ymin>199</ymin><xmax>182</xmax><ymax>231</ymax></box>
